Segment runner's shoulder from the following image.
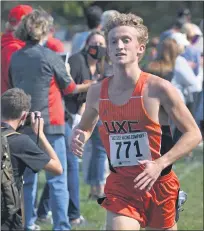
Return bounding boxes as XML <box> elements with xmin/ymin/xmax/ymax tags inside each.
<box><xmin>146</xmin><ymin>73</ymin><xmax>175</xmax><ymax>94</ymax></box>
<box><xmin>146</xmin><ymin>73</ymin><xmax>180</xmax><ymax>103</ymax></box>
<box><xmin>87</xmin><ymin>81</ymin><xmax>102</xmax><ymax>104</ymax></box>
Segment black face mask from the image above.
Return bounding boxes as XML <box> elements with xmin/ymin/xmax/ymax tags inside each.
<box><xmin>87</xmin><ymin>45</ymin><xmax>106</xmax><ymax>60</ymax></box>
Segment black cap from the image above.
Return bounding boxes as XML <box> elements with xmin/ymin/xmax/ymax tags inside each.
<box><xmin>85</xmin><ymin>5</ymin><xmax>103</xmax><ymax>29</ymax></box>
<box><xmin>177</xmin><ymin>8</ymin><xmax>191</xmax><ymax>18</ymax></box>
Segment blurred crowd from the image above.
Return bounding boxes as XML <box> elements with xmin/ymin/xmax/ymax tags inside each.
<box><xmin>1</xmin><ymin>4</ymin><xmax>203</xmax><ymax>231</ymax></box>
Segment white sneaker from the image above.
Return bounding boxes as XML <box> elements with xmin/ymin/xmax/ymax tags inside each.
<box><xmin>36</xmin><ymin>211</ymin><xmax>53</xmax><ymax>225</ymax></box>
<box><xmin>175</xmin><ymin>190</ymin><xmax>187</xmax><ymax>222</ymax></box>
<box><xmin>27</xmin><ymin>224</ymin><xmax>41</xmax><ymax>230</ymax></box>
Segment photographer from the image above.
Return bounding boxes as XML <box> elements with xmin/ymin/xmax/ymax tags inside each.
<box><xmin>1</xmin><ymin>88</ymin><xmax>62</xmax><ymax>230</ymax></box>
<box><xmin>8</xmin><ymin>9</ymin><xmax>94</xmax><ymax>230</ymax></box>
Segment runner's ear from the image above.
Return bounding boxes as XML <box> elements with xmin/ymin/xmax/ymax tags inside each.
<box><xmin>137</xmin><ymin>43</ymin><xmax>145</xmax><ymax>55</ymax></box>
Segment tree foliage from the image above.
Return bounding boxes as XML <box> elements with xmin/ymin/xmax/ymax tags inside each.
<box><xmin>1</xmin><ymin>1</ymin><xmax>203</xmax><ymax>35</ymax></box>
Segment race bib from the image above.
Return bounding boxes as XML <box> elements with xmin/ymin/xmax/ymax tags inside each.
<box><xmin>109</xmin><ymin>132</ymin><xmax>152</xmax><ymax>167</ymax></box>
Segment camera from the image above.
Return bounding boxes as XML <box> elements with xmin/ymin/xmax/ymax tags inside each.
<box><xmin>24</xmin><ymin>112</ymin><xmax>40</xmax><ymax>126</ymax></box>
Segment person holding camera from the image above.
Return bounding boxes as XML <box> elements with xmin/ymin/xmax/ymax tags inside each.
<box><xmin>1</xmin><ymin>88</ymin><xmax>63</xmax><ymax>230</ymax></box>
<box><xmin>8</xmin><ymin>9</ymin><xmax>93</xmax><ymax>230</ymax></box>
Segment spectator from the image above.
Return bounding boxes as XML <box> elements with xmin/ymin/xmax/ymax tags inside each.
<box><xmin>181</xmin><ymin>22</ymin><xmax>203</xmax><ymax>75</ymax></box>
<box><xmin>71</xmin><ymin>30</ymin><xmax>108</xmax><ymax>200</ymax></box>
<box><xmin>141</xmin><ymin>37</ymin><xmax>159</xmax><ymax>69</ymax></box>
<box><xmin>150</xmin><ymin>33</ymin><xmax>199</xmax><ymax>148</ymax></box>
<box><xmin>181</xmin><ymin>23</ymin><xmax>203</xmax><ymax>128</ymax></box>
<box><xmin>100</xmin><ymin>10</ymin><xmax>120</xmax><ymax>29</ymax></box>
<box><xmin>177</xmin><ymin>8</ymin><xmax>192</xmax><ymax>24</ymax></box>
<box><xmin>35</xmin><ymin>30</ymin><xmax>65</xmax><ymax>225</ymax></box>
<box><xmin>170</xmin><ymin>33</ymin><xmax>200</xmax><ymax>152</ymax></box>
<box><xmin>157</xmin><ymin>20</ymin><xmax>183</xmax><ymax>57</ymax></box>
<box><xmin>1</xmin><ymin>5</ymin><xmax>33</xmax><ymax>94</ymax></box>
<box><xmin>1</xmin><ymin>88</ymin><xmax>62</xmax><ymax>230</ymax></box>
<box><xmin>65</xmin><ymin>30</ymin><xmax>107</xmax><ymax>225</ymax></box>
<box><xmin>147</xmin><ymin>34</ymin><xmax>197</xmax><ymax>104</ymax></box>
<box><xmin>34</xmin><ymin>30</ymin><xmax>105</xmax><ymax>228</ymax></box>
<box><xmin>36</xmin><ymin>34</ymin><xmax>88</xmax><ymax>227</ymax></box>
<box><xmin>44</xmin><ymin>25</ymin><xmax>65</xmax><ymax>53</ymax></box>
<box><xmin>1</xmin><ymin>4</ymin><xmax>67</xmax><ymax>95</ymax></box>
<box><xmin>46</xmin><ymin>37</ymin><xmax>65</xmax><ymax>53</ymax></box>
<box><xmin>100</xmin><ymin>10</ymin><xmax>120</xmax><ymax>78</ymax></box>
<box><xmin>71</xmin><ymin>5</ymin><xmax>103</xmax><ymax>55</ymax></box>
<box><xmin>9</xmin><ymin>9</ymin><xmax>91</xmax><ymax>231</ymax></box>
<box><xmin>146</xmin><ymin>35</ymin><xmax>198</xmax><ymax>145</ymax></box>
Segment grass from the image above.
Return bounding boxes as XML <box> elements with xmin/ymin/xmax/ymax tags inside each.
<box><xmin>37</xmin><ymin>146</ymin><xmax>203</xmax><ymax>230</ymax></box>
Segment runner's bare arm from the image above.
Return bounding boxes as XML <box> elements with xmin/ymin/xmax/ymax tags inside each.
<box><xmin>157</xmin><ymin>80</ymin><xmax>202</xmax><ymax>168</ymax></box>
<box><xmin>134</xmin><ymin>79</ymin><xmax>202</xmax><ymax>191</ymax></box>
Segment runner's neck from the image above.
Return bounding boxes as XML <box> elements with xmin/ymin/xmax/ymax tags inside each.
<box><xmin>112</xmin><ymin>64</ymin><xmax>141</xmax><ymax>90</ymax></box>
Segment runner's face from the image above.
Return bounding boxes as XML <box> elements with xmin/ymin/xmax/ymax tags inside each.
<box><xmin>107</xmin><ymin>26</ymin><xmax>145</xmax><ymax>65</ymax></box>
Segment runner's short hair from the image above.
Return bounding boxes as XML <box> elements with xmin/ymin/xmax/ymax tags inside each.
<box><xmin>104</xmin><ymin>13</ymin><xmax>149</xmax><ymax>61</ymax></box>
<box><xmin>104</xmin><ymin>13</ymin><xmax>149</xmax><ymax>45</ymax></box>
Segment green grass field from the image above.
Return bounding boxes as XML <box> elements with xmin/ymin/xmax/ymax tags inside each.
<box><xmin>37</xmin><ymin>145</ymin><xmax>203</xmax><ymax>230</ymax></box>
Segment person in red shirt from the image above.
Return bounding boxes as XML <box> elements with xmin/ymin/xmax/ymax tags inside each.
<box><xmin>1</xmin><ymin>5</ymin><xmax>33</xmax><ymax>94</ymax></box>
<box><xmin>46</xmin><ymin>35</ymin><xmax>65</xmax><ymax>53</ymax></box>
<box><xmin>1</xmin><ymin>5</ymin><xmax>68</xmax><ymax>95</ymax></box>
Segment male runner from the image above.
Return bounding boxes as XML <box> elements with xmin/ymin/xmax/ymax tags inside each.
<box><xmin>71</xmin><ymin>13</ymin><xmax>202</xmax><ymax>230</ymax></box>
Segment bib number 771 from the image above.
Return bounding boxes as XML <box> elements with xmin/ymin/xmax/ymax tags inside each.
<box><xmin>116</xmin><ymin>140</ymin><xmax>142</xmax><ymax>159</ymax></box>
<box><xmin>109</xmin><ymin>132</ymin><xmax>152</xmax><ymax>167</ymax></box>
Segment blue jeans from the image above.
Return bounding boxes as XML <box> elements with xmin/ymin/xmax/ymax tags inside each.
<box><xmin>66</xmin><ymin>122</ymin><xmax>80</xmax><ymax>220</ymax></box>
<box><xmin>83</xmin><ymin>122</ymin><xmax>107</xmax><ymax>186</ymax></box>
<box><xmin>37</xmin><ymin>122</ymin><xmax>80</xmax><ymax>221</ymax></box>
<box><xmin>23</xmin><ymin>168</ymin><xmax>38</xmax><ymax>227</ymax></box>
<box><xmin>37</xmin><ymin>183</ymin><xmax>50</xmax><ymax>219</ymax></box>
<box><xmin>195</xmin><ymin>91</ymin><xmax>203</xmax><ymax>125</ymax></box>
<box><xmin>23</xmin><ymin>134</ymin><xmax>70</xmax><ymax>230</ymax></box>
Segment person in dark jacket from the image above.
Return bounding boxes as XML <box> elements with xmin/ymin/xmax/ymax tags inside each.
<box><xmin>9</xmin><ymin>9</ymin><xmax>92</xmax><ymax>231</ymax></box>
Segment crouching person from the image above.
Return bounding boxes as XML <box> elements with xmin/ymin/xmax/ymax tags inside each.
<box><xmin>1</xmin><ymin>88</ymin><xmax>63</xmax><ymax>230</ymax></box>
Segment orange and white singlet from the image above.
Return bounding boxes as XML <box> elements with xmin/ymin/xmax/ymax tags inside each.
<box><xmin>98</xmin><ymin>72</ymin><xmax>179</xmax><ymax>229</ymax></box>
<box><xmin>99</xmin><ymin>71</ymin><xmax>164</xmax><ymax>177</ymax></box>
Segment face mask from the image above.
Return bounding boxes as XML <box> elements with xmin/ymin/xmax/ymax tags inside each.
<box><xmin>87</xmin><ymin>45</ymin><xmax>106</xmax><ymax>60</ymax></box>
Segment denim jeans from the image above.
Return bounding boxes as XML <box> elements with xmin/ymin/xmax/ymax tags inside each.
<box><xmin>37</xmin><ymin>122</ymin><xmax>80</xmax><ymax>221</ymax></box>
<box><xmin>66</xmin><ymin>122</ymin><xmax>80</xmax><ymax>220</ymax></box>
<box><xmin>37</xmin><ymin>183</ymin><xmax>50</xmax><ymax>219</ymax></box>
<box><xmin>23</xmin><ymin>134</ymin><xmax>70</xmax><ymax>230</ymax></box>
<box><xmin>23</xmin><ymin>168</ymin><xmax>38</xmax><ymax>227</ymax></box>
<box><xmin>194</xmin><ymin>91</ymin><xmax>203</xmax><ymax>125</ymax></box>
<box><xmin>83</xmin><ymin>122</ymin><xmax>107</xmax><ymax>186</ymax></box>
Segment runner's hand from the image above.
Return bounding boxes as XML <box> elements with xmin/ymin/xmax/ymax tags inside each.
<box><xmin>71</xmin><ymin>128</ymin><xmax>86</xmax><ymax>157</ymax></box>
<box><xmin>134</xmin><ymin>160</ymin><xmax>163</xmax><ymax>191</ymax></box>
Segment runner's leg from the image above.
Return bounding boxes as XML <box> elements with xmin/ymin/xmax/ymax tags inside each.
<box><xmin>106</xmin><ymin>210</ymin><xmax>141</xmax><ymax>230</ymax></box>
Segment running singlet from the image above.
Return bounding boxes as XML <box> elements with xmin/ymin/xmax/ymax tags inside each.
<box><xmin>99</xmin><ymin>72</ymin><xmax>164</xmax><ymax>177</ymax></box>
